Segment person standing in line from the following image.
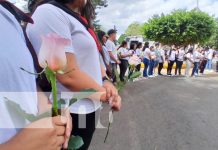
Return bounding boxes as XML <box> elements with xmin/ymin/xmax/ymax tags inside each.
<box><xmin>158</xmin><ymin>45</ymin><xmax>165</xmax><ymax>76</ymax></box>
<box><xmin>199</xmin><ymin>47</ymin><xmax>209</xmax><ymax>75</ymax></box>
<box><xmin>97</xmin><ymin>30</ymin><xmax>112</xmax><ymax>78</ymax></box>
<box><xmin>118</xmin><ymin>41</ymin><xmax>133</xmax><ymax>82</ymax></box>
<box><xmin>191</xmin><ymin>47</ymin><xmax>203</xmax><ymax>77</ymax></box>
<box><xmin>142</xmin><ymin>42</ymin><xmax>150</xmax><ymax>78</ymax></box>
<box><xmin>216</xmin><ymin>50</ymin><xmax>218</xmax><ymax>72</ymax></box>
<box><xmin>0</xmin><ymin>3</ymin><xmax>71</xmax><ymax>149</ymax></box>
<box><xmin>153</xmin><ymin>43</ymin><xmax>161</xmax><ymax>76</ymax></box>
<box><xmin>167</xmin><ymin>46</ymin><xmax>177</xmax><ymax>76</ymax></box>
<box><xmin>148</xmin><ymin>46</ymin><xmax>156</xmax><ymax>77</ymax></box>
<box><xmin>106</xmin><ymin>29</ymin><xmax>120</xmax><ymax>83</ymax></box>
<box><xmin>175</xmin><ymin>47</ymin><xmax>185</xmax><ymax>76</ymax></box>
<box><xmin>135</xmin><ymin>42</ymin><xmax>143</xmax><ymax>72</ymax></box>
<box><xmin>206</xmin><ymin>47</ymin><xmax>215</xmax><ymax>71</ymax></box>
<box><xmin>185</xmin><ymin>48</ymin><xmax>194</xmax><ymax>77</ymax></box>
<box><xmin>27</xmin><ymin>1</ymin><xmax>121</xmax><ymax>149</ymax></box>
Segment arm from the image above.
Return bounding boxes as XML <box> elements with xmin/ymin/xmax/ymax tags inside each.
<box><xmin>108</xmin><ymin>51</ymin><xmax>119</xmax><ymax>63</ymax></box>
<box><xmin>57</xmin><ymin>53</ymin><xmax>105</xmax><ymax>96</ymax></box>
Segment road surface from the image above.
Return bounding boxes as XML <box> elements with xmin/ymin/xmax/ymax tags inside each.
<box><xmin>90</xmin><ymin>74</ymin><xmax>218</xmax><ymax>150</ymax></box>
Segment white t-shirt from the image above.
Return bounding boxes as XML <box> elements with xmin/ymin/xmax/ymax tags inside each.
<box><xmin>207</xmin><ymin>49</ymin><xmax>214</xmax><ymax>60</ymax></box>
<box><xmin>177</xmin><ymin>49</ymin><xmax>185</xmax><ymax>61</ymax></box>
<box><xmin>135</xmin><ymin>48</ymin><xmax>142</xmax><ymax>58</ymax></box>
<box><xmin>167</xmin><ymin>50</ymin><xmax>177</xmax><ymax>61</ymax></box>
<box><xmin>158</xmin><ymin>49</ymin><xmax>165</xmax><ymax>63</ymax></box>
<box><xmin>105</xmin><ymin>39</ymin><xmax>117</xmax><ymax>63</ymax></box>
<box><xmin>118</xmin><ymin>47</ymin><xmax>131</xmax><ymax>60</ymax></box>
<box><xmin>0</xmin><ymin>6</ymin><xmax>38</xmax><ymax>144</ymax></box>
<box><xmin>27</xmin><ymin>4</ymin><xmax>102</xmax><ymax>114</ymax></box>
<box><xmin>193</xmin><ymin>51</ymin><xmax>202</xmax><ymax>62</ymax></box>
<box><xmin>186</xmin><ymin>53</ymin><xmax>194</xmax><ymax>62</ymax></box>
<box><xmin>143</xmin><ymin>48</ymin><xmax>151</xmax><ymax>59</ymax></box>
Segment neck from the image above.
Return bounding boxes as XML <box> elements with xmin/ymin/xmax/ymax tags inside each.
<box><xmin>66</xmin><ymin>3</ymin><xmax>80</xmax><ymax>14</ymax></box>
<box><xmin>109</xmin><ymin>37</ymin><xmax>114</xmax><ymax>42</ymax></box>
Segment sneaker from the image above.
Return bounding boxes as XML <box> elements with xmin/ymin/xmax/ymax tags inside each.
<box><xmin>148</xmin><ymin>75</ymin><xmax>155</xmax><ymax>78</ymax></box>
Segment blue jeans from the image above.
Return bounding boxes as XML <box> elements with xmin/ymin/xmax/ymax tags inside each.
<box><xmin>192</xmin><ymin>62</ymin><xmax>200</xmax><ymax>76</ymax></box>
<box><xmin>143</xmin><ymin>58</ymin><xmax>150</xmax><ymax>77</ymax></box>
<box><xmin>206</xmin><ymin>59</ymin><xmax>212</xmax><ymax>70</ymax></box>
<box><xmin>149</xmin><ymin>60</ymin><xmax>155</xmax><ymax>76</ymax></box>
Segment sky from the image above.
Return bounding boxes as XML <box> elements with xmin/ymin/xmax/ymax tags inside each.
<box><xmin>96</xmin><ymin>0</ymin><xmax>218</xmax><ymax>36</ymax></box>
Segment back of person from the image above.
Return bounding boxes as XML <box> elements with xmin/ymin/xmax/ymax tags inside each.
<box><xmin>0</xmin><ymin>5</ymin><xmax>37</xmax><ymax>144</ymax></box>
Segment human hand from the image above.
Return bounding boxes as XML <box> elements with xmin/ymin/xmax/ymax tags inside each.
<box><xmin>103</xmin><ymin>81</ymin><xmax>122</xmax><ymax>111</ymax></box>
<box><xmin>6</xmin><ymin>116</ymin><xmax>68</xmax><ymax>150</ymax></box>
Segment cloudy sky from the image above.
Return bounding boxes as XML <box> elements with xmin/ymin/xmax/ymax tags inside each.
<box><xmin>96</xmin><ymin>0</ymin><xmax>218</xmax><ymax>35</ymax></box>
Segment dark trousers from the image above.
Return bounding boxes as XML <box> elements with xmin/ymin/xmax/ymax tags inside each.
<box><xmin>158</xmin><ymin>63</ymin><xmax>164</xmax><ymax>75</ymax></box>
<box><xmin>191</xmin><ymin>62</ymin><xmax>200</xmax><ymax>76</ymax></box>
<box><xmin>200</xmin><ymin>60</ymin><xmax>207</xmax><ymax>74</ymax></box>
<box><xmin>136</xmin><ymin>64</ymin><xmax>141</xmax><ymax>72</ymax></box>
<box><xmin>175</xmin><ymin>61</ymin><xmax>183</xmax><ymax>75</ymax></box>
<box><xmin>143</xmin><ymin>58</ymin><xmax>150</xmax><ymax>77</ymax></box>
<box><xmin>71</xmin><ymin>110</ymin><xmax>100</xmax><ymax>150</ymax></box>
<box><xmin>119</xmin><ymin>59</ymin><xmax>128</xmax><ymax>82</ymax></box>
<box><xmin>148</xmin><ymin>60</ymin><xmax>155</xmax><ymax>76</ymax></box>
<box><xmin>216</xmin><ymin>61</ymin><xmax>218</xmax><ymax>72</ymax></box>
<box><xmin>167</xmin><ymin>60</ymin><xmax>175</xmax><ymax>75</ymax></box>
<box><xmin>110</xmin><ymin>63</ymin><xmax>117</xmax><ymax>82</ymax></box>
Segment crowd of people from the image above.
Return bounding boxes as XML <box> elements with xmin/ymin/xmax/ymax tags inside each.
<box><xmin>100</xmin><ymin>34</ymin><xmax>218</xmax><ymax>82</ymax></box>
<box><xmin>0</xmin><ymin>0</ymin><xmax>218</xmax><ymax>150</ymax></box>
<box><xmin>0</xmin><ymin>0</ymin><xmax>121</xmax><ymax>150</ymax></box>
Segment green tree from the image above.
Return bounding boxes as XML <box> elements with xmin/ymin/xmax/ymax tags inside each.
<box><xmin>93</xmin><ymin>0</ymin><xmax>108</xmax><ymax>9</ymax></box>
<box><xmin>118</xmin><ymin>34</ymin><xmax>127</xmax><ymax>44</ymax></box>
<box><xmin>125</xmin><ymin>22</ymin><xmax>144</xmax><ymax>36</ymax></box>
<box><xmin>143</xmin><ymin>9</ymin><xmax>217</xmax><ymax>46</ymax></box>
<box><xmin>205</xmin><ymin>19</ymin><xmax>218</xmax><ymax>49</ymax></box>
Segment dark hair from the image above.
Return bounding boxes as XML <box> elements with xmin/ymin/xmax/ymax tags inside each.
<box><xmin>137</xmin><ymin>42</ymin><xmax>142</xmax><ymax>49</ymax></box>
<box><xmin>107</xmin><ymin>29</ymin><xmax>117</xmax><ymax>36</ymax></box>
<box><xmin>130</xmin><ymin>43</ymin><xmax>136</xmax><ymax>50</ymax></box>
<box><xmin>142</xmin><ymin>42</ymin><xmax>149</xmax><ymax>51</ymax></box>
<box><xmin>155</xmin><ymin>42</ymin><xmax>160</xmax><ymax>47</ymax></box>
<box><xmin>118</xmin><ymin>41</ymin><xmax>127</xmax><ymax>50</ymax></box>
<box><xmin>28</xmin><ymin>0</ymin><xmax>95</xmax><ymax>25</ymax></box>
<box><xmin>97</xmin><ymin>30</ymin><xmax>106</xmax><ymax>45</ymax></box>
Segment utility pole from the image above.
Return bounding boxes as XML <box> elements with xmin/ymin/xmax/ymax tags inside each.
<box><xmin>197</xmin><ymin>0</ymin><xmax>199</xmax><ymax>9</ymax></box>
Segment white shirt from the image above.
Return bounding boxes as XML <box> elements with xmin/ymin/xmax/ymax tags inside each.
<box><xmin>158</xmin><ymin>49</ymin><xmax>165</xmax><ymax>63</ymax></box>
<box><xmin>167</xmin><ymin>50</ymin><xmax>177</xmax><ymax>61</ymax></box>
<box><xmin>193</xmin><ymin>51</ymin><xmax>202</xmax><ymax>62</ymax></box>
<box><xmin>105</xmin><ymin>39</ymin><xmax>117</xmax><ymax>63</ymax></box>
<box><xmin>27</xmin><ymin>4</ymin><xmax>102</xmax><ymax>114</ymax></box>
<box><xmin>177</xmin><ymin>49</ymin><xmax>185</xmax><ymax>61</ymax></box>
<box><xmin>135</xmin><ymin>48</ymin><xmax>142</xmax><ymax>58</ymax></box>
<box><xmin>206</xmin><ymin>49</ymin><xmax>214</xmax><ymax>60</ymax></box>
<box><xmin>186</xmin><ymin>53</ymin><xmax>194</xmax><ymax>62</ymax></box>
<box><xmin>118</xmin><ymin>47</ymin><xmax>131</xmax><ymax>60</ymax></box>
<box><xmin>0</xmin><ymin>6</ymin><xmax>38</xmax><ymax>144</ymax></box>
<box><xmin>143</xmin><ymin>48</ymin><xmax>151</xmax><ymax>59</ymax></box>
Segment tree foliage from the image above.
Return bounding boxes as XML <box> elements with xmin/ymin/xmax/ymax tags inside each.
<box><xmin>205</xmin><ymin>20</ymin><xmax>218</xmax><ymax>49</ymax></box>
<box><xmin>143</xmin><ymin>9</ymin><xmax>217</xmax><ymax>46</ymax></box>
<box><xmin>125</xmin><ymin>22</ymin><xmax>144</xmax><ymax>36</ymax></box>
<box><xmin>92</xmin><ymin>0</ymin><xmax>108</xmax><ymax>8</ymax></box>
<box><xmin>118</xmin><ymin>34</ymin><xmax>127</xmax><ymax>44</ymax></box>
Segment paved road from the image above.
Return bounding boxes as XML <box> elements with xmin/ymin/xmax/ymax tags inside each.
<box><xmin>89</xmin><ymin>74</ymin><xmax>218</xmax><ymax>150</ymax></box>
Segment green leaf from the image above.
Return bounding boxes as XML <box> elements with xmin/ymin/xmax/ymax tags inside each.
<box><xmin>4</xmin><ymin>98</ymin><xmax>51</xmax><ymax>122</ymax></box>
<box><xmin>69</xmin><ymin>98</ymin><xmax>78</xmax><ymax>106</ymax></box>
<box><xmin>68</xmin><ymin>136</ymin><xmax>84</xmax><ymax>150</ymax></box>
<box><xmin>129</xmin><ymin>71</ymin><xmax>141</xmax><ymax>80</ymax></box>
